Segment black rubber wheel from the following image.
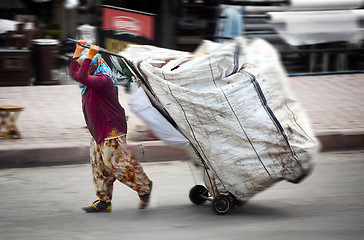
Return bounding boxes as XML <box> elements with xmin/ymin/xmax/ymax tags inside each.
<box><xmin>212</xmin><ymin>194</ymin><xmax>231</xmax><ymax>214</ymax></box>
<box><xmin>189</xmin><ymin>185</ymin><xmax>209</xmax><ymax>205</ymax></box>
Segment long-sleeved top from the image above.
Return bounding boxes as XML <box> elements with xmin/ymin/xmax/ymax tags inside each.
<box><xmin>69</xmin><ymin>57</ymin><xmax>127</xmax><ymax>144</ymax></box>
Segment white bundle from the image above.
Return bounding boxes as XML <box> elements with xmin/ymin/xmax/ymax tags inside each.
<box><xmin>122</xmin><ymin>37</ymin><xmax>320</xmax><ymax>201</ymax></box>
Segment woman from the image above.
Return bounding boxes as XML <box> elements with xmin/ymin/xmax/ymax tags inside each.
<box><xmin>69</xmin><ymin>40</ymin><xmax>152</xmax><ymax>212</ymax></box>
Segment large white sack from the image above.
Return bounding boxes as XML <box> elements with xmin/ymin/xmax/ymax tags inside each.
<box><xmin>121</xmin><ymin>37</ymin><xmax>320</xmax><ymax>202</ymax></box>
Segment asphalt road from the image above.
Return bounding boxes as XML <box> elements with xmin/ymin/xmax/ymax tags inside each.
<box><xmin>0</xmin><ymin>151</ymin><xmax>363</xmax><ymax>240</ymax></box>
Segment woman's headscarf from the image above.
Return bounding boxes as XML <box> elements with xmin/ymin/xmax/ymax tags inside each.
<box><xmin>77</xmin><ymin>54</ymin><xmax>118</xmax><ymax>95</ymax></box>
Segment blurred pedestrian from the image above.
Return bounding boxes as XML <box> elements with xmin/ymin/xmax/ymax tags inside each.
<box><xmin>69</xmin><ymin>40</ymin><xmax>152</xmax><ymax>212</ymax></box>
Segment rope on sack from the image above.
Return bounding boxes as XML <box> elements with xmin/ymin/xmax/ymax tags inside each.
<box><xmin>160</xmin><ymin>67</ymin><xmax>218</xmax><ymax>197</ymax></box>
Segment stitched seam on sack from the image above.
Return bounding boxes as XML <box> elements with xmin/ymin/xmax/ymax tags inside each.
<box><xmin>211</xmin><ymin>61</ymin><xmax>272</xmax><ymax>180</ymax></box>
<box><xmin>244</xmin><ymin>70</ymin><xmax>304</xmax><ymax>173</ymax></box>
<box><xmin>284</xmin><ymin>100</ymin><xmax>316</xmax><ymax>143</ymax></box>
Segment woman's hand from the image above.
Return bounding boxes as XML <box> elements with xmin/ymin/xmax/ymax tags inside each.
<box><xmin>73</xmin><ymin>39</ymin><xmax>88</xmax><ymax>58</ymax></box>
<box><xmin>77</xmin><ymin>40</ymin><xmax>88</xmax><ymax>51</ymax></box>
<box><xmin>86</xmin><ymin>45</ymin><xmax>100</xmax><ymax>60</ymax></box>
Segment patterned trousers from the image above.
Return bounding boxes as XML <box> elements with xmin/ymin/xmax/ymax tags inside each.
<box><xmin>90</xmin><ymin>136</ymin><xmax>151</xmax><ymax>203</ymax></box>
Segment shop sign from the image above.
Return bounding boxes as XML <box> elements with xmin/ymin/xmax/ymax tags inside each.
<box><xmin>102</xmin><ymin>5</ymin><xmax>155</xmax><ymax>40</ymax></box>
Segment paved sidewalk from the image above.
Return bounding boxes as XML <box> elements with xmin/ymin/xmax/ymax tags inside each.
<box><xmin>289</xmin><ymin>73</ymin><xmax>364</xmax><ymax>150</ymax></box>
<box><xmin>0</xmin><ymin>73</ymin><xmax>363</xmax><ymax>168</ymax></box>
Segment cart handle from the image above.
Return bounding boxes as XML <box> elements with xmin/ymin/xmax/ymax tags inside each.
<box><xmin>67</xmin><ymin>38</ymin><xmax>146</xmax><ymax>85</ymax></box>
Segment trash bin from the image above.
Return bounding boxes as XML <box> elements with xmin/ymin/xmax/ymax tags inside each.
<box><xmin>32</xmin><ymin>39</ymin><xmax>59</xmax><ymax>85</ymax></box>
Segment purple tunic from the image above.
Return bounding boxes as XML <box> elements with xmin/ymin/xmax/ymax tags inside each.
<box><xmin>69</xmin><ymin>57</ymin><xmax>127</xmax><ymax>144</ymax></box>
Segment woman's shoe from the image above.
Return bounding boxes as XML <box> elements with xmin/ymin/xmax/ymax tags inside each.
<box><xmin>82</xmin><ymin>200</ymin><xmax>112</xmax><ymax>213</ymax></box>
<box><xmin>139</xmin><ymin>181</ymin><xmax>153</xmax><ymax>209</ymax></box>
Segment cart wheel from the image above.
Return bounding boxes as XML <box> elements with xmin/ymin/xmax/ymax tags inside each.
<box><xmin>212</xmin><ymin>194</ymin><xmax>231</xmax><ymax>215</ymax></box>
<box><xmin>189</xmin><ymin>185</ymin><xmax>209</xmax><ymax>205</ymax></box>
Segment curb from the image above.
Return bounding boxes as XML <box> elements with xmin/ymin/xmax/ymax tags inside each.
<box><xmin>0</xmin><ymin>141</ymin><xmax>189</xmax><ymax>169</ymax></box>
<box><xmin>316</xmin><ymin>131</ymin><xmax>364</xmax><ymax>152</ymax></box>
<box><xmin>1</xmin><ymin>132</ymin><xmax>364</xmax><ymax>169</ymax></box>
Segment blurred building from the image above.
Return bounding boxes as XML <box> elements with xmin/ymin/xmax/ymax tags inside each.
<box><xmin>0</xmin><ymin>0</ymin><xmax>364</xmax><ymax>86</ymax></box>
